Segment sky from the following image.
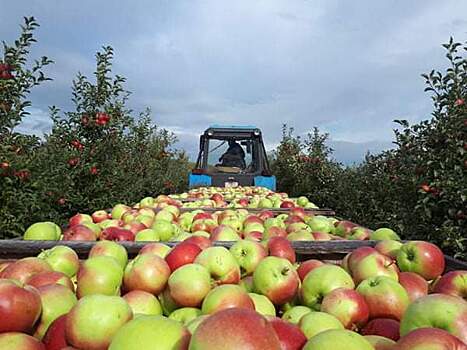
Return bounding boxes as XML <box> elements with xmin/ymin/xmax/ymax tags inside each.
<box><xmin>2</xmin><ymin>1</ymin><xmax>467</xmax><ymax>164</ymax></box>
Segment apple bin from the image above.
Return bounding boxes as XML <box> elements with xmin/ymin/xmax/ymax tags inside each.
<box><xmin>1</xmin><ymin>187</ymin><xmax>467</xmax><ymax>350</ymax></box>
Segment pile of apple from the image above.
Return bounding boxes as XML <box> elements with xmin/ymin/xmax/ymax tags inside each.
<box><xmin>23</xmin><ymin>196</ymin><xmax>397</xmax><ymax>243</ymax></box>
<box><xmin>171</xmin><ymin>186</ymin><xmax>318</xmax><ymax>209</ymax></box>
<box><xmin>1</xmin><ymin>233</ymin><xmax>467</xmax><ymax>350</ymax></box>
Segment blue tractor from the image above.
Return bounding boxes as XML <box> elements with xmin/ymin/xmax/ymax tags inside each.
<box><xmin>189</xmin><ymin>125</ymin><xmax>276</xmax><ymax>190</ymax></box>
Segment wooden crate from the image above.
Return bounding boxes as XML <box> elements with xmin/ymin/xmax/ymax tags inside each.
<box><xmin>1</xmin><ymin>240</ymin><xmax>465</xmax><ymax>271</ymax></box>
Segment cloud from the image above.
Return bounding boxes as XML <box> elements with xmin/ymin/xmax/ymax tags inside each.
<box><xmin>2</xmin><ymin>0</ymin><xmax>467</xmax><ymax>164</ymax></box>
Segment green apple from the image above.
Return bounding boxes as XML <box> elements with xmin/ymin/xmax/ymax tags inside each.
<box><xmin>111</xmin><ymin>204</ymin><xmax>131</xmax><ymax>220</ymax></box>
<box><xmin>282</xmin><ymin>306</ymin><xmax>312</xmax><ymax>324</ymax></box>
<box><xmin>249</xmin><ymin>293</ymin><xmax>276</xmax><ymax>316</ymax></box>
<box><xmin>201</xmin><ymin>284</ymin><xmax>254</xmax><ymax>314</ymax></box>
<box><xmin>169</xmin><ymin>307</ymin><xmax>202</xmax><ymax>325</ymax></box>
<box><xmin>303</xmin><ymin>329</ymin><xmax>374</xmax><ymax>350</ymax></box>
<box><xmin>301</xmin><ymin>265</ymin><xmax>354</xmax><ymax>310</ymax></box>
<box><xmin>123</xmin><ymin>290</ymin><xmax>162</xmax><ymax>316</ymax></box>
<box><xmin>230</xmin><ymin>240</ymin><xmax>267</xmax><ymax>276</ymax></box>
<box><xmin>152</xmin><ymin>220</ymin><xmax>175</xmax><ymax>241</ymax></box>
<box><xmin>89</xmin><ymin>240</ymin><xmax>128</xmax><ymax>269</ymax></box>
<box><xmin>370</xmin><ymin>228</ymin><xmax>401</xmax><ymax>241</ymax></box>
<box><xmin>194</xmin><ymin>247</ymin><xmax>241</xmax><ymax>285</ymax></box>
<box><xmin>66</xmin><ymin>295</ymin><xmax>133</xmax><ymax>350</ymax></box>
<box><xmin>186</xmin><ymin>315</ymin><xmax>209</xmax><ymax>334</ymax></box>
<box><xmin>306</xmin><ymin>216</ymin><xmax>331</xmax><ymax>233</ymax></box>
<box><xmin>258</xmin><ymin>198</ymin><xmax>273</xmax><ymax>208</ymax></box>
<box><xmin>155</xmin><ymin>210</ymin><xmax>174</xmax><ymax>223</ymax></box>
<box><xmin>24</xmin><ymin>222</ymin><xmax>61</xmax><ymax>240</ymax></box>
<box><xmin>139</xmin><ymin>197</ymin><xmax>155</xmax><ymax>208</ymax></box>
<box><xmin>135</xmin><ymin>228</ymin><xmax>160</xmax><ymax>241</ymax></box>
<box><xmin>299</xmin><ymin>311</ymin><xmax>344</xmax><ymax>339</ymax></box>
<box><xmin>297</xmin><ymin>196</ymin><xmax>309</xmax><ymax>207</ymax></box>
<box><xmin>168</xmin><ymin>263</ymin><xmax>211</xmax><ymax>307</ymax></box>
<box><xmin>287</xmin><ymin>231</ymin><xmax>314</xmax><ymax>241</ymax></box>
<box><xmin>76</xmin><ymin>256</ymin><xmax>124</xmax><ymax>298</ymax></box>
<box><xmin>37</xmin><ymin>245</ymin><xmax>79</xmax><ymax>277</ymax></box>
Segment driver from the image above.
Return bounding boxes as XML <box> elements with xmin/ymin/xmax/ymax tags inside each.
<box><xmin>219</xmin><ymin>140</ymin><xmax>246</xmax><ymax>169</ymax></box>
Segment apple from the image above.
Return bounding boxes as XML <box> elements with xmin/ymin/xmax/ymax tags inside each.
<box><xmin>194</xmin><ymin>246</ymin><xmax>241</xmax><ymax>285</ymax></box>
<box><xmin>186</xmin><ymin>315</ymin><xmax>209</xmax><ymax>334</ymax></box>
<box><xmin>253</xmin><ymin>256</ymin><xmax>299</xmax><ymax>305</ymax></box>
<box><xmin>361</xmin><ymin>318</ymin><xmax>400</xmax><ymax>341</ymax></box>
<box><xmin>168</xmin><ymin>307</ymin><xmax>202</xmax><ymax>325</ymax></box>
<box><xmin>364</xmin><ymin>335</ymin><xmax>396</xmax><ymax>350</ymax></box>
<box><xmin>347</xmin><ymin>247</ymin><xmax>399</xmax><ymax>284</ymax></box>
<box><xmin>98</xmin><ymin>219</ymin><xmax>122</xmax><ymax>229</ymax></box>
<box><xmin>123</xmin><ymin>254</ymin><xmax>170</xmax><ymax>295</ymax></box>
<box><xmin>356</xmin><ymin>276</ymin><xmax>410</xmax><ymax>321</ymax></box>
<box><xmin>135</xmin><ymin>228</ymin><xmax>160</xmax><ymax>241</ymax></box>
<box><xmin>0</xmin><ymin>279</ymin><xmax>42</xmax><ymax>333</ymax></box>
<box><xmin>287</xmin><ymin>230</ymin><xmax>315</xmax><ymax>241</ymax></box>
<box><xmin>0</xmin><ymin>257</ymin><xmax>52</xmax><ymax>284</ymax></box>
<box><xmin>27</xmin><ymin>271</ymin><xmax>74</xmax><ymax>291</ymax></box>
<box><xmin>282</xmin><ymin>306</ymin><xmax>312</xmax><ymax>324</ymax></box>
<box><xmin>297</xmin><ymin>259</ymin><xmax>325</xmax><ymax>282</ymax></box>
<box><xmin>139</xmin><ymin>196</ymin><xmax>155</xmax><ymax>208</ymax></box>
<box><xmin>23</xmin><ymin>221</ymin><xmax>61</xmax><ymax>240</ymax></box>
<box><xmin>263</xmin><ymin>226</ymin><xmax>288</xmax><ymax>239</ymax></box>
<box><xmin>165</xmin><ymin>242</ymin><xmax>202</xmax><ymax>272</ymax></box>
<box><xmin>0</xmin><ymin>333</ymin><xmax>46</xmax><ymax>350</ymax></box>
<box><xmin>333</xmin><ymin>221</ymin><xmax>358</xmax><ymax>237</ymax></box>
<box><xmin>312</xmin><ymin>231</ymin><xmax>332</xmax><ymax>240</ymax></box>
<box><xmin>230</xmin><ymin>240</ymin><xmax>267</xmax><ymax>276</ymax></box>
<box><xmin>307</xmin><ymin>216</ymin><xmax>332</xmax><ymax>233</ymax></box>
<box><xmin>66</xmin><ymin>295</ymin><xmax>133</xmax><ymax>350</ymax></box>
<box><xmin>159</xmin><ymin>287</ymin><xmax>180</xmax><ymax>316</ymax></box>
<box><xmin>34</xmin><ymin>284</ymin><xmax>78</xmax><ymax>339</ymax></box>
<box><xmin>108</xmin><ymin>315</ymin><xmax>190</xmax><ymax>350</ymax></box>
<box><xmin>375</xmin><ymin>240</ymin><xmax>403</xmax><ymax>259</ymax></box>
<box><xmin>35</xmin><ymin>251</ymin><xmax>74</xmax><ymax>281</ymax></box>
<box><xmin>300</xmin><ymin>265</ymin><xmax>355</xmax><ymax>310</ymax></box>
<box><xmin>398</xmin><ymin>272</ymin><xmax>428</xmax><ymax>302</ymax></box>
<box><xmin>321</xmin><ymin>288</ymin><xmax>369</xmax><ymax>329</ymax></box>
<box><xmin>201</xmin><ymin>284</ymin><xmax>254</xmax><ymax>314</ymax></box>
<box><xmin>370</xmin><ymin>228</ymin><xmax>400</xmax><ymax>241</ymax></box>
<box><xmin>69</xmin><ymin>213</ymin><xmax>93</xmax><ymax>227</ymax></box>
<box><xmin>268</xmin><ymin>236</ymin><xmax>296</xmax><ymax>263</ymax></box>
<box><xmin>82</xmin><ymin>222</ymin><xmax>102</xmax><ymax>238</ymax></box>
<box><xmin>138</xmin><ymin>242</ymin><xmax>171</xmax><ymax>258</ymax></box>
<box><xmin>191</xmin><ymin>218</ymin><xmax>217</xmax><ymax>234</ymax></box>
<box><xmin>432</xmin><ymin>270</ymin><xmax>467</xmax><ymax>298</ymax></box>
<box><xmin>89</xmin><ymin>240</ymin><xmax>128</xmax><ymax>269</ymax></box>
<box><xmin>134</xmin><ymin>214</ymin><xmax>154</xmax><ymax>228</ymax></box>
<box><xmin>123</xmin><ymin>221</ymin><xmax>147</xmax><ymax>235</ymax></box>
<box><xmin>210</xmin><ymin>224</ymin><xmax>241</xmax><ymax>241</ymax></box>
<box><xmin>101</xmin><ymin>227</ymin><xmax>135</xmax><ymax>241</ymax></box>
<box><xmin>218</xmin><ymin>217</ymin><xmax>243</xmax><ymax>233</ymax></box>
<box><xmin>152</xmin><ymin>220</ymin><xmax>175</xmax><ymax>241</ymax></box>
<box><xmin>299</xmin><ymin>311</ymin><xmax>344</xmax><ymax>339</ymax></box>
<box><xmin>168</xmin><ymin>263</ymin><xmax>211</xmax><ymax>307</ymax></box>
<box><xmin>43</xmin><ymin>314</ymin><xmax>68</xmax><ymax>350</ymax></box>
<box><xmin>92</xmin><ymin>210</ymin><xmax>109</xmax><ymax>223</ymax></box>
<box><xmin>280</xmin><ymin>201</ymin><xmax>295</xmax><ymax>208</ymax></box>
<box><xmin>243</xmin><ymin>230</ymin><xmax>263</xmax><ymax>241</ymax></box>
<box><xmin>183</xmin><ymin>235</ymin><xmax>212</xmax><ymax>250</ymax></box>
<box><xmin>63</xmin><ymin>224</ymin><xmax>96</xmax><ymax>241</ymax></box>
<box><xmin>76</xmin><ymin>256</ymin><xmax>123</xmax><ymax>298</ymax></box>
<box><xmin>400</xmin><ymin>293</ymin><xmax>467</xmax><ymax>343</ymax></box>
<box><xmin>123</xmin><ymin>290</ymin><xmax>162</xmax><ymax>316</ymax></box>
<box><xmin>286</xmin><ymin>222</ymin><xmax>310</xmax><ymax>234</ymax></box>
<box><xmin>239</xmin><ymin>275</ymin><xmax>254</xmax><ymax>292</ymax></box>
<box><xmin>348</xmin><ymin>227</ymin><xmax>371</xmax><ymax>240</ymax></box>
<box><xmin>243</xmin><ymin>222</ymin><xmax>265</xmax><ymax>234</ymax></box>
<box><xmin>248</xmin><ymin>292</ymin><xmax>276</xmax><ymax>316</ymax></box>
<box><xmin>397</xmin><ymin>328</ymin><xmax>467</xmax><ymax>350</ymax></box>
<box><xmin>111</xmin><ymin>204</ymin><xmax>131</xmax><ymax>220</ymax></box>
<box><xmin>397</xmin><ymin>241</ymin><xmax>445</xmax><ymax>280</ymax></box>
<box><xmin>189</xmin><ymin>308</ymin><xmax>281</xmax><ymax>350</ymax></box>
<box><xmin>268</xmin><ymin>317</ymin><xmax>307</xmax><ymax>350</ymax></box>
<box><xmin>302</xmin><ymin>329</ymin><xmax>374</xmax><ymax>350</ymax></box>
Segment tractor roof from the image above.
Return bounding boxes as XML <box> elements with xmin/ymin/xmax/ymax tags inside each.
<box><xmin>204</xmin><ymin>125</ymin><xmax>261</xmax><ymax>139</ymax></box>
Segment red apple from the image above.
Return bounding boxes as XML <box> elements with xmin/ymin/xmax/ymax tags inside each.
<box><xmin>361</xmin><ymin>318</ymin><xmax>400</xmax><ymax>341</ymax></box>
<box><xmin>63</xmin><ymin>224</ymin><xmax>96</xmax><ymax>241</ymax></box>
<box><xmin>123</xmin><ymin>221</ymin><xmax>147</xmax><ymax>235</ymax></box>
<box><xmin>201</xmin><ymin>284</ymin><xmax>255</xmax><ymax>314</ymax></box>
<box><xmin>264</xmin><ymin>226</ymin><xmax>288</xmax><ymax>239</ymax></box>
<box><xmin>138</xmin><ymin>243</ymin><xmax>171</xmax><ymax>258</ymax></box>
<box><xmin>397</xmin><ymin>241</ymin><xmax>445</xmax><ymax>280</ymax></box>
<box><xmin>280</xmin><ymin>201</ymin><xmax>295</xmax><ymax>209</ymax></box>
<box><xmin>0</xmin><ymin>279</ymin><xmax>42</xmax><ymax>333</ymax></box>
<box><xmin>0</xmin><ymin>257</ymin><xmax>53</xmax><ymax>284</ymax></box>
<box><xmin>101</xmin><ymin>227</ymin><xmax>135</xmax><ymax>241</ymax></box>
<box><xmin>268</xmin><ymin>236</ymin><xmax>296</xmax><ymax>264</ymax></box>
<box><xmin>244</xmin><ymin>230</ymin><xmax>263</xmax><ymax>241</ymax></box>
<box><xmin>124</xmin><ymin>254</ymin><xmax>171</xmax><ymax>294</ymax></box>
<box><xmin>184</xmin><ymin>235</ymin><xmax>212</xmax><ymax>250</ymax></box>
<box><xmin>432</xmin><ymin>270</ymin><xmax>467</xmax><ymax>299</ymax></box>
<box><xmin>0</xmin><ymin>332</ymin><xmax>45</xmax><ymax>350</ymax></box>
<box><xmin>43</xmin><ymin>314</ymin><xmax>69</xmax><ymax>350</ymax></box>
<box><xmin>268</xmin><ymin>317</ymin><xmax>307</xmax><ymax>350</ymax></box>
<box><xmin>69</xmin><ymin>213</ymin><xmax>93</xmax><ymax>227</ymax></box>
<box><xmin>165</xmin><ymin>242</ymin><xmax>202</xmax><ymax>272</ymax></box>
<box><xmin>297</xmin><ymin>260</ymin><xmax>325</xmax><ymax>282</ymax></box>
<box><xmin>375</xmin><ymin>240</ymin><xmax>402</xmax><ymax>259</ymax></box>
<box><xmin>27</xmin><ymin>271</ymin><xmax>74</xmax><ymax>291</ymax></box>
<box><xmin>189</xmin><ymin>308</ymin><xmax>281</xmax><ymax>350</ymax></box>
<box><xmin>321</xmin><ymin>288</ymin><xmax>369</xmax><ymax>329</ymax></box>
<box><xmin>312</xmin><ymin>231</ymin><xmax>332</xmax><ymax>240</ymax></box>
<box><xmin>92</xmin><ymin>210</ymin><xmax>109</xmax><ymax>223</ymax></box>
<box><xmin>398</xmin><ymin>272</ymin><xmax>428</xmax><ymax>302</ymax></box>
<box><xmin>397</xmin><ymin>328</ymin><xmax>467</xmax><ymax>350</ymax></box>
<box><xmin>289</xmin><ymin>207</ymin><xmax>306</xmax><ymax>219</ymax></box>
<box><xmin>364</xmin><ymin>335</ymin><xmax>396</xmax><ymax>350</ymax></box>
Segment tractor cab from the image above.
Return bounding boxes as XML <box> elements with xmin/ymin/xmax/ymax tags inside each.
<box><xmin>189</xmin><ymin>125</ymin><xmax>276</xmax><ymax>190</ymax></box>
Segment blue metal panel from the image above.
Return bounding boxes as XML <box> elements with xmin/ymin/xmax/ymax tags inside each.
<box><xmin>254</xmin><ymin>176</ymin><xmax>276</xmax><ymax>191</ymax></box>
<box><xmin>189</xmin><ymin>174</ymin><xmax>212</xmax><ymax>188</ymax></box>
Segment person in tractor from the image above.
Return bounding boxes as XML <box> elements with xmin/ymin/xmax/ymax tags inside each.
<box><xmin>219</xmin><ymin>140</ymin><xmax>246</xmax><ymax>169</ymax></box>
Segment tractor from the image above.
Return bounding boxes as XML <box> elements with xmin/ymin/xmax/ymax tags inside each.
<box><xmin>189</xmin><ymin>125</ymin><xmax>276</xmax><ymax>190</ymax></box>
